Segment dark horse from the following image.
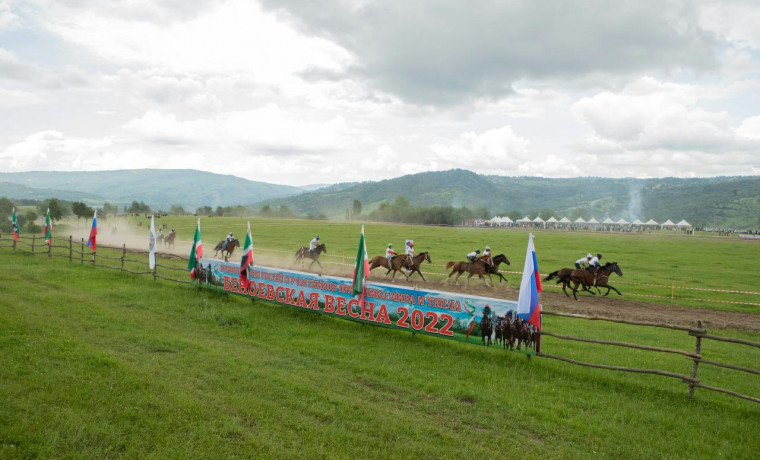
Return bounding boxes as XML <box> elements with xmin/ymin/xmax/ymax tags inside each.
<box><xmin>544</xmin><ymin>262</ymin><xmax>623</xmax><ymax>300</ymax></box>
<box><xmin>480</xmin><ymin>314</ymin><xmax>493</xmax><ymax>346</ymax></box>
<box><xmin>368</xmin><ymin>252</ymin><xmax>432</xmax><ymax>282</ymax></box>
<box><xmin>213</xmin><ymin>238</ymin><xmax>240</xmax><ymax>261</ymax></box>
<box><xmin>295</xmin><ymin>243</ymin><xmax>327</xmax><ymax>269</ymax></box>
<box><xmin>445</xmin><ymin>254</ymin><xmax>510</xmax><ymax>286</ymax></box>
<box><xmin>164</xmin><ymin>232</ymin><xmax>176</xmax><ymax>249</ymax></box>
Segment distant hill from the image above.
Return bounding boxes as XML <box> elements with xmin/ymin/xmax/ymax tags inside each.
<box><xmin>252</xmin><ymin>170</ymin><xmax>760</xmax><ymax>228</ymax></box>
<box><xmin>0</xmin><ymin>170</ymin><xmax>304</xmax><ymax>210</ymax></box>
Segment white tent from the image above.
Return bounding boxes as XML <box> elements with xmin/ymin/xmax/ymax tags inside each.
<box><xmin>546</xmin><ymin>216</ymin><xmax>558</xmax><ymax>223</ymax></box>
<box><xmin>533</xmin><ymin>216</ymin><xmax>545</xmax><ymax>223</ymax></box>
<box><xmin>645</xmin><ymin>219</ymin><xmax>659</xmax><ymax>227</ymax></box>
<box><xmin>602</xmin><ymin>217</ymin><xmax>615</xmax><ymax>224</ymax></box>
<box><xmin>559</xmin><ymin>217</ymin><xmax>572</xmax><ymax>224</ymax></box>
<box><xmin>573</xmin><ymin>217</ymin><xmax>587</xmax><ymax>224</ymax></box>
<box><xmin>516</xmin><ymin>216</ymin><xmax>532</xmax><ymax>225</ymax></box>
<box><xmin>676</xmin><ymin>219</ymin><xmax>692</xmax><ymax>229</ymax></box>
<box><xmin>617</xmin><ymin>218</ymin><xmax>629</xmax><ymax>225</ymax></box>
<box><xmin>587</xmin><ymin>217</ymin><xmax>600</xmax><ymax>226</ymax></box>
<box><xmin>661</xmin><ymin>219</ymin><xmax>676</xmax><ymax>229</ymax></box>
<box><xmin>632</xmin><ymin>218</ymin><xmax>644</xmax><ymax>226</ymax></box>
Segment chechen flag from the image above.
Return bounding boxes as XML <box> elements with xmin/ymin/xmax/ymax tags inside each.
<box><xmin>188</xmin><ymin>218</ymin><xmax>203</xmax><ymax>277</ymax></box>
<box><xmin>43</xmin><ymin>208</ymin><xmax>52</xmax><ymax>246</ymax></box>
<box><xmin>351</xmin><ymin>225</ymin><xmax>371</xmax><ymax>305</ymax></box>
<box><xmin>87</xmin><ymin>210</ymin><xmax>98</xmax><ymax>251</ymax></box>
<box><xmin>516</xmin><ymin>233</ymin><xmax>542</xmax><ymax>330</ymax></box>
<box><xmin>239</xmin><ymin>222</ymin><xmax>254</xmax><ymax>292</ymax></box>
<box><xmin>11</xmin><ymin>207</ymin><xmax>19</xmax><ymax>241</ymax></box>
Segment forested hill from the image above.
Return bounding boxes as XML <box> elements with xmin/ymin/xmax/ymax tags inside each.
<box><xmin>252</xmin><ymin>170</ymin><xmax>760</xmax><ymax>228</ymax></box>
<box><xmin>0</xmin><ymin>169</ymin><xmax>303</xmax><ymax>210</ymax></box>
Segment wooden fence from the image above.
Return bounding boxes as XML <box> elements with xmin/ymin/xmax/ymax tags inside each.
<box><xmin>2</xmin><ymin>233</ymin><xmax>758</xmax><ymax>406</ymax></box>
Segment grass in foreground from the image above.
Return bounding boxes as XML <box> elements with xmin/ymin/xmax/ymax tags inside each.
<box><xmin>1</xmin><ymin>251</ymin><xmax>759</xmax><ymax>458</ymax></box>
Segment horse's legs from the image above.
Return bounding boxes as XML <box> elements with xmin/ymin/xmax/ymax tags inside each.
<box><xmin>561</xmin><ymin>281</ymin><xmax>571</xmax><ymax>297</ymax></box>
<box><xmin>605</xmin><ymin>285</ymin><xmax>623</xmax><ymax>296</ymax></box>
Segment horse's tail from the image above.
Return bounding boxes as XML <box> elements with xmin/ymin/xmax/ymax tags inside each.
<box><xmin>445</xmin><ymin>261</ymin><xmax>455</xmax><ymax>270</ymax></box>
<box><xmin>543</xmin><ymin>271</ymin><xmax>559</xmax><ymax>282</ymax></box>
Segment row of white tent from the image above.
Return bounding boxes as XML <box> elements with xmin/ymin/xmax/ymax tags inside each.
<box><xmin>490</xmin><ymin>216</ymin><xmax>692</xmax><ymax>229</ymax></box>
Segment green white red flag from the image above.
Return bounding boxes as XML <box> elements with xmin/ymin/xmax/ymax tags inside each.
<box><xmin>11</xmin><ymin>207</ymin><xmax>19</xmax><ymax>241</ymax></box>
<box><xmin>188</xmin><ymin>218</ymin><xmax>203</xmax><ymax>277</ymax></box>
<box><xmin>239</xmin><ymin>222</ymin><xmax>254</xmax><ymax>291</ymax></box>
<box><xmin>351</xmin><ymin>225</ymin><xmax>371</xmax><ymax>304</ymax></box>
<box><xmin>43</xmin><ymin>208</ymin><xmax>52</xmax><ymax>246</ymax></box>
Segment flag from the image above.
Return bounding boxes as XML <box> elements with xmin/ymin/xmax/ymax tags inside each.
<box><xmin>11</xmin><ymin>207</ymin><xmax>19</xmax><ymax>241</ymax></box>
<box><xmin>239</xmin><ymin>222</ymin><xmax>254</xmax><ymax>291</ymax></box>
<box><xmin>149</xmin><ymin>215</ymin><xmax>157</xmax><ymax>270</ymax></box>
<box><xmin>43</xmin><ymin>208</ymin><xmax>52</xmax><ymax>246</ymax></box>
<box><xmin>87</xmin><ymin>210</ymin><xmax>98</xmax><ymax>251</ymax></box>
<box><xmin>351</xmin><ymin>225</ymin><xmax>371</xmax><ymax>305</ymax></box>
<box><xmin>516</xmin><ymin>233</ymin><xmax>542</xmax><ymax>331</ymax></box>
<box><xmin>188</xmin><ymin>218</ymin><xmax>203</xmax><ymax>277</ymax></box>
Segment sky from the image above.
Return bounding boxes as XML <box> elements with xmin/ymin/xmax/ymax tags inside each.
<box><xmin>1</xmin><ymin>0</ymin><xmax>759</xmax><ymax>187</ymax></box>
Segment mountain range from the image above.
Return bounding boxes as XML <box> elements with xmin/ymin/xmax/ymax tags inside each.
<box><xmin>1</xmin><ymin>169</ymin><xmax>758</xmax><ymax>228</ymax></box>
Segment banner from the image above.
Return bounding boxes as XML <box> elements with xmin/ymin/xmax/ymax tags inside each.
<box><xmin>197</xmin><ymin>257</ymin><xmax>528</xmax><ymax>348</ymax></box>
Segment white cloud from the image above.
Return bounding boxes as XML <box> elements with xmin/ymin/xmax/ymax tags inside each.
<box><xmin>427</xmin><ymin>126</ymin><xmax>531</xmax><ymax>174</ymax></box>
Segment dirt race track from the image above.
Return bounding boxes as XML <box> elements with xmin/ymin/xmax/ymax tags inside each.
<box><xmin>262</xmin><ymin>254</ymin><xmax>760</xmax><ymax>332</ymax></box>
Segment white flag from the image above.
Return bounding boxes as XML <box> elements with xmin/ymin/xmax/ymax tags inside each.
<box><xmin>149</xmin><ymin>215</ymin><xmax>157</xmax><ymax>269</ymax></box>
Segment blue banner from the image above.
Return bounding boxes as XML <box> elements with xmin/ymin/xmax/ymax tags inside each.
<box><xmin>197</xmin><ymin>257</ymin><xmax>527</xmax><ymax>347</ymax></box>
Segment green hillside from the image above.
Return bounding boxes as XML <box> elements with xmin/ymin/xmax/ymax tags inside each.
<box><xmin>0</xmin><ymin>170</ymin><xmax>303</xmax><ymax>210</ymax></box>
<box><xmin>253</xmin><ymin>170</ymin><xmax>760</xmax><ymax>228</ymax></box>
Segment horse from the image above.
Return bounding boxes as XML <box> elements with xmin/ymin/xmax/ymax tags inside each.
<box><xmin>494</xmin><ymin>316</ymin><xmax>507</xmax><ymax>348</ymax></box>
<box><xmin>567</xmin><ymin>262</ymin><xmax>624</xmax><ymax>300</ymax></box>
<box><xmin>295</xmin><ymin>243</ymin><xmax>327</xmax><ymax>269</ymax></box>
<box><xmin>480</xmin><ymin>314</ymin><xmax>493</xmax><ymax>346</ymax></box>
<box><xmin>543</xmin><ymin>268</ymin><xmax>595</xmax><ymax>298</ymax></box>
<box><xmin>157</xmin><ymin>233</ymin><xmax>164</xmax><ymax>246</ymax></box>
<box><xmin>164</xmin><ymin>232</ymin><xmax>176</xmax><ymax>249</ymax></box>
<box><xmin>445</xmin><ymin>254</ymin><xmax>510</xmax><ymax>286</ymax></box>
<box><xmin>369</xmin><ymin>252</ymin><xmax>432</xmax><ymax>282</ymax></box>
<box><xmin>213</xmin><ymin>238</ymin><xmax>240</xmax><ymax>261</ymax></box>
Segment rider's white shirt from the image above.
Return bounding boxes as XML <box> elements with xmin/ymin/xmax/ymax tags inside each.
<box><xmin>309</xmin><ymin>238</ymin><xmax>319</xmax><ymax>250</ymax></box>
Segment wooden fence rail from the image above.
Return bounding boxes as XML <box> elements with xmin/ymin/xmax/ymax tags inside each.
<box><xmin>2</xmin><ymin>232</ymin><xmax>758</xmax><ymax>406</ymax></box>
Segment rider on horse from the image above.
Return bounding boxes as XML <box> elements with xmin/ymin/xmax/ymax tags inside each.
<box><xmin>575</xmin><ymin>253</ymin><xmax>592</xmax><ymax>269</ymax></box>
<box><xmin>309</xmin><ymin>235</ymin><xmax>320</xmax><ymax>256</ymax></box>
<box><xmin>404</xmin><ymin>240</ymin><xmax>415</xmax><ymax>272</ymax></box>
<box><xmin>481</xmin><ymin>246</ymin><xmax>495</xmax><ymax>268</ymax></box>
<box><xmin>386</xmin><ymin>243</ymin><xmax>397</xmax><ymax>266</ymax></box>
<box><xmin>466</xmin><ymin>248</ymin><xmax>481</xmax><ymax>271</ymax></box>
<box><xmin>222</xmin><ymin>232</ymin><xmax>234</xmax><ymax>251</ymax></box>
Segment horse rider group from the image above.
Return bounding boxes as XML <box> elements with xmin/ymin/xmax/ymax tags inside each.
<box><xmin>386</xmin><ymin>240</ymin><xmax>415</xmax><ymax>273</ymax></box>
<box><xmin>466</xmin><ymin>245</ymin><xmax>494</xmax><ymax>271</ymax></box>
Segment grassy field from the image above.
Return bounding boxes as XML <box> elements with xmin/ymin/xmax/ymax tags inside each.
<box><xmin>70</xmin><ymin>215</ymin><xmax>760</xmax><ymax>311</ymax></box>
<box><xmin>1</xmin><ymin>250</ymin><xmax>759</xmax><ymax>458</ymax></box>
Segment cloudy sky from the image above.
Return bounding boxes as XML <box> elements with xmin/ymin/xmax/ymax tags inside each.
<box><xmin>1</xmin><ymin>0</ymin><xmax>759</xmax><ymax>186</ymax></box>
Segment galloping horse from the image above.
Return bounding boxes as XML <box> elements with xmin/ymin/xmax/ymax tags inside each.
<box><xmin>445</xmin><ymin>254</ymin><xmax>510</xmax><ymax>286</ymax></box>
<box><xmin>164</xmin><ymin>232</ymin><xmax>176</xmax><ymax>249</ymax></box>
<box><xmin>369</xmin><ymin>252</ymin><xmax>432</xmax><ymax>282</ymax></box>
<box><xmin>295</xmin><ymin>243</ymin><xmax>327</xmax><ymax>269</ymax></box>
<box><xmin>213</xmin><ymin>238</ymin><xmax>240</xmax><ymax>261</ymax></box>
<box><xmin>567</xmin><ymin>262</ymin><xmax>624</xmax><ymax>300</ymax></box>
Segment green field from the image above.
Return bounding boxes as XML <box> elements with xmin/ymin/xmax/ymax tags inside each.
<box><xmin>1</xmin><ymin>250</ymin><xmax>759</xmax><ymax>458</ymax></box>
<box><xmin>78</xmin><ymin>215</ymin><xmax>760</xmax><ymax>311</ymax></box>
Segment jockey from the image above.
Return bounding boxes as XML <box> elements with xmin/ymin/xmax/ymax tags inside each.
<box><xmin>158</xmin><ymin>227</ymin><xmax>164</xmax><ymax>237</ymax></box>
<box><xmin>466</xmin><ymin>249</ymin><xmax>481</xmax><ymax>271</ymax></box>
<box><xmin>386</xmin><ymin>243</ymin><xmax>397</xmax><ymax>266</ymax></box>
<box><xmin>482</xmin><ymin>245</ymin><xmax>494</xmax><ymax>268</ymax></box>
<box><xmin>575</xmin><ymin>253</ymin><xmax>592</xmax><ymax>269</ymax></box>
<box><xmin>404</xmin><ymin>240</ymin><xmax>415</xmax><ymax>270</ymax></box>
<box><xmin>309</xmin><ymin>235</ymin><xmax>320</xmax><ymax>255</ymax></box>
<box><xmin>223</xmin><ymin>232</ymin><xmax>234</xmax><ymax>250</ymax></box>
<box><xmin>169</xmin><ymin>229</ymin><xmax>176</xmax><ymax>237</ymax></box>
<box><xmin>589</xmin><ymin>253</ymin><xmax>602</xmax><ymax>273</ymax></box>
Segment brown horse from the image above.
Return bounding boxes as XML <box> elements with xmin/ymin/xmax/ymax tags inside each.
<box><xmin>213</xmin><ymin>238</ymin><xmax>240</xmax><ymax>261</ymax></box>
<box><xmin>445</xmin><ymin>254</ymin><xmax>510</xmax><ymax>286</ymax></box>
<box><xmin>480</xmin><ymin>314</ymin><xmax>493</xmax><ymax>346</ymax></box>
<box><xmin>164</xmin><ymin>232</ymin><xmax>176</xmax><ymax>249</ymax></box>
<box><xmin>567</xmin><ymin>262</ymin><xmax>624</xmax><ymax>300</ymax></box>
<box><xmin>369</xmin><ymin>252</ymin><xmax>432</xmax><ymax>282</ymax></box>
<box><xmin>294</xmin><ymin>243</ymin><xmax>327</xmax><ymax>269</ymax></box>
<box><xmin>544</xmin><ymin>267</ymin><xmax>595</xmax><ymax>298</ymax></box>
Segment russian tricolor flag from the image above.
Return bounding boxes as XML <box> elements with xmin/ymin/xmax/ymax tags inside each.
<box><xmin>517</xmin><ymin>233</ymin><xmax>542</xmax><ymax>331</ymax></box>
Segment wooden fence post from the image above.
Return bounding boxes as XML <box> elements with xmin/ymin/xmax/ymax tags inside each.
<box><xmin>671</xmin><ymin>281</ymin><xmax>675</xmax><ymax>303</ymax></box>
<box><xmin>31</xmin><ymin>234</ymin><xmax>35</xmax><ymax>254</ymax></box>
<box><xmin>688</xmin><ymin>320</ymin><xmax>703</xmax><ymax>399</ymax></box>
<box><xmin>121</xmin><ymin>244</ymin><xmax>126</xmax><ymax>269</ymax></box>
<box><xmin>48</xmin><ymin>237</ymin><xmax>52</xmax><ymax>258</ymax></box>
<box><xmin>69</xmin><ymin>235</ymin><xmax>72</xmax><ymax>262</ymax></box>
<box><xmin>80</xmin><ymin>238</ymin><xmax>84</xmax><ymax>264</ymax></box>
